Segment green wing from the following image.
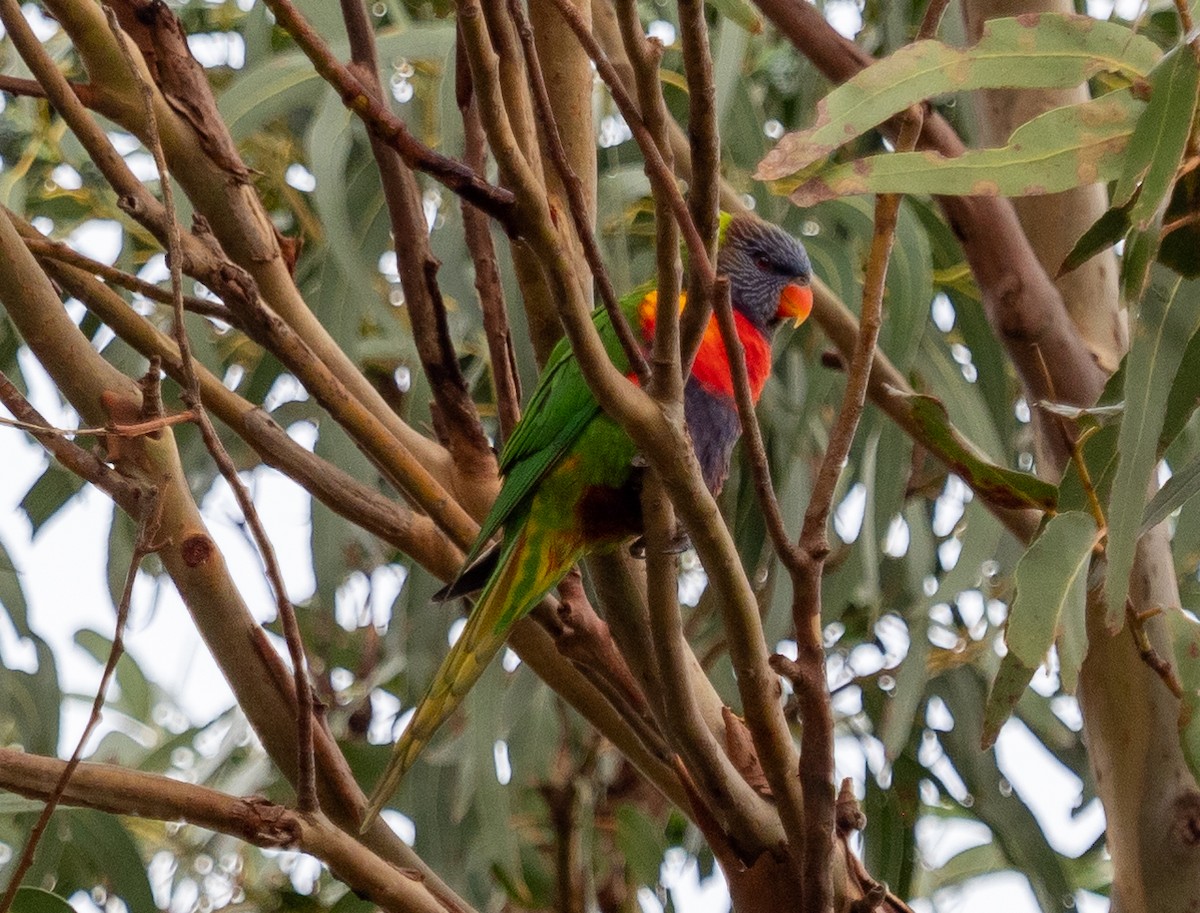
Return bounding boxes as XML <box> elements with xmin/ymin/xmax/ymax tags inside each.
<box><xmin>468</xmin><ymin>290</ymin><xmax>648</xmax><ymax>561</ymax></box>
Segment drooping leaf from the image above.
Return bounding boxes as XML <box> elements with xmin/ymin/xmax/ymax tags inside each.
<box><xmin>786</xmin><ymin>91</ymin><xmax>1142</xmax><ymax>205</ymax></box>
<box><xmin>1057</xmin><ymin>204</ymin><xmax>1132</xmax><ymax>278</ymax></box>
<box><xmin>756</xmin><ymin>13</ymin><xmax>1159</xmax><ymax>182</ymax></box>
<box><xmin>707</xmin><ymin>0</ymin><xmax>762</xmax><ymax>35</ymax></box>
<box><xmin>1160</xmin><ymin>322</ymin><xmax>1200</xmax><ymax>453</ymax></box>
<box><xmin>1142</xmin><ymin>454</ymin><xmax>1200</xmax><ymax>535</ymax></box>
<box><xmin>615</xmin><ymin>805</ymin><xmax>666</xmax><ymax>887</ymax></box>
<box><xmin>1107</xmin><ymin>269</ymin><xmax>1200</xmax><ymax>628</ymax></box>
<box><xmin>887</xmin><ymin>389</ymin><xmax>1058</xmax><ymax>511</ymax></box>
<box><xmin>936</xmin><ymin>669</ymin><xmax>1077</xmax><ymax>912</ymax></box>
<box><xmin>983</xmin><ymin>651</ymin><xmax>1039</xmax><ymax>750</ymax></box>
<box><xmin>984</xmin><ymin>512</ymin><xmax>1096</xmax><ymax>743</ymax></box>
<box><xmin>1112</xmin><ymin>45</ymin><xmax>1200</xmax><ymax>229</ymax></box>
<box><xmin>20</xmin><ymin>461</ymin><xmax>85</xmax><ymax>535</ymax></box>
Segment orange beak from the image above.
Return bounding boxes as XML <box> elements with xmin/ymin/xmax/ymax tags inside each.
<box><xmin>777</xmin><ymin>283</ymin><xmax>813</xmax><ymax>327</ymax></box>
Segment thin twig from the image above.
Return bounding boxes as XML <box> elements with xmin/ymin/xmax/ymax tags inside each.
<box><xmin>456</xmin><ymin>46</ymin><xmax>521</xmax><ymax>441</ymax></box>
<box><xmin>23</xmin><ymin>234</ymin><xmax>233</xmax><ymax>321</ymax></box>
<box><xmin>675</xmin><ymin>0</ymin><xmax>721</xmax><ymax>370</ymax></box>
<box><xmin>259</xmin><ymin>0</ymin><xmax>518</xmax><ymax>233</ymax></box>
<box><xmin>338</xmin><ymin>0</ymin><xmax>495</xmax><ymax>483</ymax></box>
<box><xmin>0</xmin><ymin>482</ymin><xmax>161</xmax><ymax>913</ymax></box>
<box><xmin>787</xmin><ymin>102</ymin><xmax>924</xmax><ymax>913</ymax></box>
<box><xmin>507</xmin><ymin>0</ymin><xmax>649</xmax><ymax>385</ymax></box>
<box><xmin>103</xmin><ymin>5</ymin><xmax>318</xmax><ymax>813</ymax></box>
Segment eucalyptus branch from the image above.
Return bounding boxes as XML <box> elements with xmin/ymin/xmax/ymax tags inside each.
<box><xmin>0</xmin><ymin>0</ymin><xmax>259</xmax><ymax>315</ymax></box>
<box><xmin>640</xmin><ymin>467</ymin><xmax>777</xmax><ymax>850</ymax></box>
<box><xmin>0</xmin><ymin>370</ymin><xmax>148</xmax><ymax>513</ymax></box>
<box><xmin>23</xmin><ymin>234</ymin><xmax>233</xmax><ymax>321</ymax></box>
<box><xmin>787</xmin><ymin>99</ymin><xmax>925</xmax><ymax>911</ymax></box>
<box><xmin>103</xmin><ymin>4</ymin><xmax>318</xmax><ymax>813</ymax></box>
<box><xmin>0</xmin><ymin>749</ymin><xmax>458</xmax><ymax>913</ymax></box>
<box><xmin>676</xmin><ymin>0</ymin><xmax>721</xmax><ymax>369</ymax></box>
<box><xmin>613</xmin><ymin>0</ymin><xmax>683</xmax><ymax>400</ymax></box>
<box><xmin>543</xmin><ymin>0</ymin><xmax>714</xmax><ymax>291</ymax></box>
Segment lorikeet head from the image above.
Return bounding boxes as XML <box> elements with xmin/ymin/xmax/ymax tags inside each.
<box><xmin>717</xmin><ymin>215</ymin><xmax>813</xmax><ymax>332</ymax></box>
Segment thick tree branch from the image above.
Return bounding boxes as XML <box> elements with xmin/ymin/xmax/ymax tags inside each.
<box><xmin>0</xmin><ymin>749</ymin><xmax>454</xmax><ymax>913</ymax></box>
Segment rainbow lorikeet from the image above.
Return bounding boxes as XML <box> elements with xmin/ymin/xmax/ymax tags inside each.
<box><xmin>363</xmin><ymin>215</ymin><xmax>812</xmax><ymax>823</ymax></box>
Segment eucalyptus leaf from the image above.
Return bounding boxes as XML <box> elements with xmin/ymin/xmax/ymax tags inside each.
<box><xmin>786</xmin><ymin>91</ymin><xmax>1141</xmax><ymax>205</ymax></box>
<box><xmin>1107</xmin><ymin>268</ymin><xmax>1200</xmax><ymax>628</ymax></box>
<box><xmin>757</xmin><ymin>13</ymin><xmax>1159</xmax><ymax>183</ymax></box>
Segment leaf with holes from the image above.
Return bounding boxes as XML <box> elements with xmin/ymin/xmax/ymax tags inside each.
<box><xmin>756</xmin><ymin>13</ymin><xmax>1159</xmax><ymax>183</ymax></box>
<box><xmin>784</xmin><ymin>91</ymin><xmax>1141</xmax><ymax>205</ymax></box>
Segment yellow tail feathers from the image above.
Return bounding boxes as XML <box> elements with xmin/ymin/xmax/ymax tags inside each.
<box><xmin>361</xmin><ymin>525</ymin><xmax>580</xmax><ymax>832</ymax></box>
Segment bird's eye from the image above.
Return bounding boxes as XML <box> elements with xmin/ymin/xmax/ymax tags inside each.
<box><xmin>754</xmin><ymin>254</ymin><xmax>773</xmax><ymax>272</ymax></box>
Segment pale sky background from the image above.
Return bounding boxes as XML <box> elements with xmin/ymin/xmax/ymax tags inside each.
<box><xmin>0</xmin><ymin>0</ymin><xmax>1150</xmax><ymax>909</ymax></box>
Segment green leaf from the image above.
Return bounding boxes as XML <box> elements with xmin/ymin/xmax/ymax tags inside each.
<box><xmin>982</xmin><ymin>650</ymin><xmax>1039</xmax><ymax>749</ymax></box>
<box><xmin>20</xmin><ymin>461</ymin><xmax>85</xmax><ymax>535</ymax></box>
<box><xmin>888</xmin><ymin>389</ymin><xmax>1058</xmax><ymax>511</ymax></box>
<box><xmin>1112</xmin><ymin>45</ymin><xmax>1200</xmax><ymax>229</ymax></box>
<box><xmin>985</xmin><ymin>512</ymin><xmax>1096</xmax><ymax>742</ymax></box>
<box><xmin>785</xmin><ymin>91</ymin><xmax>1141</xmax><ymax>205</ymax></box>
<box><xmin>936</xmin><ymin>668</ymin><xmax>1077</xmax><ymax>911</ymax></box>
<box><xmin>74</xmin><ymin>629</ymin><xmax>153</xmax><ymax>723</ymax></box>
<box><xmin>1160</xmin><ymin>327</ymin><xmax>1200</xmax><ymax>454</ymax></box>
<box><xmin>1142</xmin><ymin>455</ymin><xmax>1200</xmax><ymax>534</ymax></box>
<box><xmin>11</xmin><ymin>888</ymin><xmax>74</xmax><ymax>913</ymax></box>
<box><xmin>0</xmin><ymin>534</ymin><xmax>31</xmax><ymax>636</ymax></box>
<box><xmin>1057</xmin><ymin>204</ymin><xmax>1131</xmax><ymax>278</ymax></box>
<box><xmin>707</xmin><ymin>0</ymin><xmax>762</xmax><ymax>35</ymax></box>
<box><xmin>756</xmin><ymin>13</ymin><xmax>1159</xmax><ymax>182</ymax></box>
<box><xmin>1168</xmin><ymin>608</ymin><xmax>1200</xmax><ymax>783</ymax></box>
<box><xmin>615</xmin><ymin>805</ymin><xmax>665</xmax><ymax>887</ymax></box>
<box><xmin>1107</xmin><ymin>269</ymin><xmax>1200</xmax><ymax>628</ymax></box>
<box><xmin>1006</xmin><ymin>512</ymin><xmax>1097</xmax><ymax>670</ymax></box>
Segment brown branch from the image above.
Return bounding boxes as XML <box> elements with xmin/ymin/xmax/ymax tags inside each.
<box><xmin>457</xmin><ymin>54</ymin><xmax>522</xmax><ymax>442</ymax></box>
<box><xmin>507</xmin><ymin>0</ymin><xmax>650</xmax><ymax>385</ymax></box>
<box><xmin>788</xmin><ymin>95</ymin><xmax>922</xmax><ymax>908</ymax></box>
<box><xmin>37</xmin><ymin>253</ymin><xmax>465</xmax><ymax>581</ymax></box>
<box><xmin>258</xmin><ymin>0</ymin><xmax>517</xmax><ymax>233</ymax></box>
<box><xmin>676</xmin><ymin>0</ymin><xmax>722</xmax><ymax>370</ymax></box>
<box><xmin>0</xmin><ymin>749</ymin><xmax>455</xmax><ymax>913</ymax></box>
<box><xmin>613</xmin><ymin>2</ymin><xmax>684</xmax><ymax>404</ymax></box>
<box><xmin>543</xmin><ymin>0</ymin><xmax>714</xmax><ymax>291</ymax></box>
<box><xmin>339</xmin><ymin>0</ymin><xmax>496</xmax><ymax>497</ymax></box>
<box><xmin>23</xmin><ymin>234</ymin><xmax>233</xmax><ymax>321</ymax></box>
<box><xmin>103</xmin><ymin>4</ymin><xmax>317</xmax><ymax>812</ymax></box>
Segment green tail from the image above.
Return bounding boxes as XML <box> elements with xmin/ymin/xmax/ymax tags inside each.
<box><xmin>361</xmin><ymin>522</ymin><xmax>580</xmax><ymax>829</ymax></box>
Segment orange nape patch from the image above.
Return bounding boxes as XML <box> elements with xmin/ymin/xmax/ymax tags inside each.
<box><xmin>637</xmin><ymin>290</ymin><xmax>773</xmax><ymax>401</ymax></box>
